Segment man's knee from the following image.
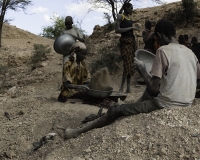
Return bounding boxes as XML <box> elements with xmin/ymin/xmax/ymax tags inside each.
<box><xmin>107</xmin><ymin>105</ymin><xmax>123</xmax><ymax>117</ymax></box>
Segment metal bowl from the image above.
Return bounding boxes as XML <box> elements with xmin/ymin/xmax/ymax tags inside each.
<box><xmin>86</xmin><ymin>86</ymin><xmax>113</xmax><ymax>99</ymax></box>
<box><xmin>53</xmin><ymin>33</ymin><xmax>75</xmax><ymax>56</ymax></box>
<box><xmin>135</xmin><ymin>49</ymin><xmax>155</xmax><ymax>77</ymax></box>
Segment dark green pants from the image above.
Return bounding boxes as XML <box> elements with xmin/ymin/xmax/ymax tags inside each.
<box><xmin>121</xmin><ymin>99</ymin><xmax>162</xmax><ymax>116</ymax></box>
<box><xmin>121</xmin><ymin>89</ymin><xmax>163</xmax><ymax>116</ymax></box>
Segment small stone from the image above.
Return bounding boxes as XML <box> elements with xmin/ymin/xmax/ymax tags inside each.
<box><xmin>5</xmin><ymin>150</ymin><xmax>16</xmax><ymax>159</ymax></box>
<box><xmin>148</xmin><ymin>142</ymin><xmax>153</xmax><ymax>149</ymax></box>
<box><xmin>135</xmin><ymin>134</ymin><xmax>141</xmax><ymax>139</ymax></box>
<box><xmin>191</xmin><ymin>132</ymin><xmax>199</xmax><ymax>137</ymax></box>
<box><xmin>71</xmin><ymin>156</ymin><xmax>84</xmax><ymax>160</ymax></box>
<box><xmin>158</xmin><ymin>148</ymin><xmax>167</xmax><ymax>156</ymax></box>
<box><xmin>84</xmin><ymin>147</ymin><xmax>91</xmax><ymax>153</ymax></box>
<box><xmin>18</xmin><ymin>110</ymin><xmax>25</xmax><ymax>115</ymax></box>
<box><xmin>39</xmin><ymin>62</ymin><xmax>48</xmax><ymax>67</ymax></box>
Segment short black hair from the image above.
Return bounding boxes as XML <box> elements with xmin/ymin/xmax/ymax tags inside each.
<box><xmin>145</xmin><ymin>20</ymin><xmax>152</xmax><ymax>30</ymax></box>
<box><xmin>191</xmin><ymin>36</ymin><xmax>198</xmax><ymax>44</ymax></box>
<box><xmin>65</xmin><ymin>16</ymin><xmax>73</xmax><ymax>26</ymax></box>
<box><xmin>178</xmin><ymin>35</ymin><xmax>185</xmax><ymax>44</ymax></box>
<box><xmin>184</xmin><ymin>34</ymin><xmax>189</xmax><ymax>41</ymax></box>
<box><xmin>123</xmin><ymin>3</ymin><xmax>132</xmax><ymax>9</ymax></box>
<box><xmin>154</xmin><ymin>19</ymin><xmax>176</xmax><ymax>40</ymax></box>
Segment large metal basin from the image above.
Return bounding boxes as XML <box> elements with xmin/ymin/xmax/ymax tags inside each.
<box><xmin>53</xmin><ymin>33</ymin><xmax>75</xmax><ymax>56</ymax></box>
<box><xmin>86</xmin><ymin>86</ymin><xmax>113</xmax><ymax>99</ymax></box>
<box><xmin>135</xmin><ymin>49</ymin><xmax>155</xmax><ymax>77</ymax></box>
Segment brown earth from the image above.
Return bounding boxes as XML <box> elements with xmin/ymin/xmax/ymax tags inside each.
<box><xmin>1</xmin><ymin>2</ymin><xmax>200</xmax><ymax>160</ymax></box>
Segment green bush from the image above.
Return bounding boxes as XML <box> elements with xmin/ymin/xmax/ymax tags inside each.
<box><xmin>182</xmin><ymin>0</ymin><xmax>197</xmax><ymax>20</ymax></box>
<box><xmin>89</xmin><ymin>46</ymin><xmax>122</xmax><ymax>75</ymax></box>
<box><xmin>40</xmin><ymin>15</ymin><xmax>87</xmax><ymax>39</ymax></box>
<box><xmin>31</xmin><ymin>44</ymin><xmax>51</xmax><ymax>63</ymax></box>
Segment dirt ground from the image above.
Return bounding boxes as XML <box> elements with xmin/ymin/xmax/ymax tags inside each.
<box><xmin>1</xmin><ymin>5</ymin><xmax>200</xmax><ymax>159</ymax></box>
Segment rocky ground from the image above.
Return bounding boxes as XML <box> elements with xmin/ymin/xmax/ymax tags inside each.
<box><xmin>1</xmin><ymin>1</ymin><xmax>200</xmax><ymax>160</ymax></box>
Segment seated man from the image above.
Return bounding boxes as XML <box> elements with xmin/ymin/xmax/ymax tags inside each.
<box><xmin>59</xmin><ymin>19</ymin><xmax>200</xmax><ymax>140</ymax></box>
<box><xmin>57</xmin><ymin>41</ymin><xmax>91</xmax><ymax>103</ymax></box>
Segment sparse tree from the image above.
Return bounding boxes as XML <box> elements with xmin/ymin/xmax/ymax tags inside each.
<box><xmin>40</xmin><ymin>15</ymin><xmax>65</xmax><ymax>39</ymax></box>
<box><xmin>74</xmin><ymin>0</ymin><xmax>164</xmax><ymax>21</ymax></box>
<box><xmin>40</xmin><ymin>15</ymin><xmax>87</xmax><ymax>39</ymax></box>
<box><xmin>0</xmin><ymin>0</ymin><xmax>32</xmax><ymax>47</ymax></box>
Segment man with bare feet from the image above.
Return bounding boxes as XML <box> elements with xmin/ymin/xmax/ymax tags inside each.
<box><xmin>58</xmin><ymin>19</ymin><xmax>200</xmax><ymax>140</ymax></box>
<box><xmin>115</xmin><ymin>3</ymin><xmax>140</xmax><ymax>93</ymax></box>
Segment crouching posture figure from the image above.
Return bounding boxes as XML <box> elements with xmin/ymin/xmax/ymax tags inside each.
<box><xmin>60</xmin><ymin>19</ymin><xmax>200</xmax><ymax>139</ymax></box>
<box><xmin>57</xmin><ymin>41</ymin><xmax>91</xmax><ymax>103</ymax></box>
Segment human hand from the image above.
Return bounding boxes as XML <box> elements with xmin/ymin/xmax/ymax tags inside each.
<box><xmin>135</xmin><ymin>23</ymin><xmax>142</xmax><ymax>30</ymax></box>
<box><xmin>132</xmin><ymin>23</ymin><xmax>141</xmax><ymax>31</ymax></box>
<box><xmin>134</xmin><ymin>57</ymin><xmax>145</xmax><ymax>71</ymax></box>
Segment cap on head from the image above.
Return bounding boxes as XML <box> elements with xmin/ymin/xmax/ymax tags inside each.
<box><xmin>65</xmin><ymin>16</ymin><xmax>73</xmax><ymax>25</ymax></box>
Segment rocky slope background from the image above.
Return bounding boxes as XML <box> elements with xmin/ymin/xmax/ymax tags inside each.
<box><xmin>0</xmin><ymin>1</ymin><xmax>200</xmax><ymax>160</ymax></box>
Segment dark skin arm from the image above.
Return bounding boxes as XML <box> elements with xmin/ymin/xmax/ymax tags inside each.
<box><xmin>64</xmin><ymin>82</ymin><xmax>90</xmax><ymax>92</ymax></box>
<box><xmin>134</xmin><ymin>57</ymin><xmax>161</xmax><ymax>96</ymax></box>
<box><xmin>142</xmin><ymin>31</ymin><xmax>154</xmax><ymax>43</ymax></box>
<box><xmin>115</xmin><ymin>14</ymin><xmax>139</xmax><ymax>34</ymax></box>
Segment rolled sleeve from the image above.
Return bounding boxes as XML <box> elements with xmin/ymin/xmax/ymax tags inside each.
<box><xmin>151</xmin><ymin>49</ymin><xmax>169</xmax><ymax>79</ymax></box>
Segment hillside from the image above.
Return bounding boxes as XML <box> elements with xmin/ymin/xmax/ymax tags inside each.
<box><xmin>0</xmin><ymin>1</ymin><xmax>200</xmax><ymax>160</ymax></box>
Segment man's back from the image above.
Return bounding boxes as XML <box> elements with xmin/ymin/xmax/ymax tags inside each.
<box><xmin>152</xmin><ymin>43</ymin><xmax>198</xmax><ymax>107</ymax></box>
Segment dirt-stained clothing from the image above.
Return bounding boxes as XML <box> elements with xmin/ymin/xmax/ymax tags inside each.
<box><xmin>121</xmin><ymin>43</ymin><xmax>200</xmax><ymax>115</ymax></box>
<box><xmin>151</xmin><ymin>43</ymin><xmax>200</xmax><ymax>108</ymax></box>
<box><xmin>60</xmin><ymin>60</ymin><xmax>91</xmax><ymax>97</ymax></box>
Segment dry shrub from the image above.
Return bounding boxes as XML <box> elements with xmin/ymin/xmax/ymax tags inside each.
<box><xmin>31</xmin><ymin>44</ymin><xmax>51</xmax><ymax>63</ymax></box>
<box><xmin>0</xmin><ymin>64</ymin><xmax>8</xmax><ymax>75</ymax></box>
<box><xmin>165</xmin><ymin>0</ymin><xmax>197</xmax><ymax>26</ymax></box>
<box><xmin>90</xmin><ymin>51</ymin><xmax>122</xmax><ymax>75</ymax></box>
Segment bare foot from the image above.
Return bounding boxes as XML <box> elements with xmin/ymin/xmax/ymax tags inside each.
<box><xmin>56</xmin><ymin>125</ymin><xmax>81</xmax><ymax>140</ymax></box>
<box><xmin>64</xmin><ymin>128</ymin><xmax>81</xmax><ymax>140</ymax></box>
